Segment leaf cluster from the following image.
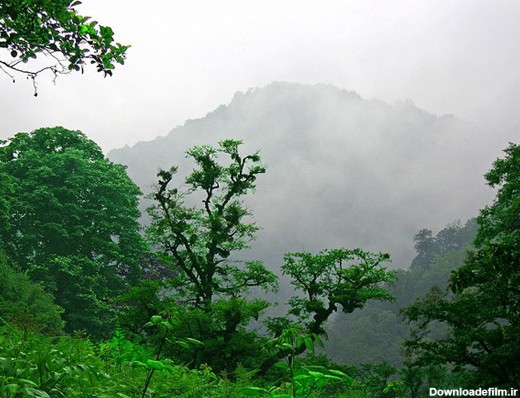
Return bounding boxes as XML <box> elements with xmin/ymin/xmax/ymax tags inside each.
<box><xmin>0</xmin><ymin>252</ymin><xmax>64</xmax><ymax>333</ymax></box>
<box><xmin>0</xmin><ymin>0</ymin><xmax>129</xmax><ymax>93</ymax></box>
<box><xmin>403</xmin><ymin>143</ymin><xmax>520</xmax><ymax>388</ymax></box>
<box><xmin>147</xmin><ymin>139</ymin><xmax>275</xmax><ymax>307</ymax></box>
<box><xmin>283</xmin><ymin>248</ymin><xmax>395</xmax><ymax>335</ymax></box>
<box><xmin>0</xmin><ymin>127</ymin><xmax>145</xmax><ymax>337</ymax></box>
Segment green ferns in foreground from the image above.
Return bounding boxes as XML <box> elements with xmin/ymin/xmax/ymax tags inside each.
<box><xmin>0</xmin><ymin>325</ymin><xmax>360</xmax><ymax>398</ymax></box>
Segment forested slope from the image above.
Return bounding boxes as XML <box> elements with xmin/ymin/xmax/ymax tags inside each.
<box><xmin>326</xmin><ymin>219</ymin><xmax>478</xmax><ymax>366</ymax></box>
<box><xmin>109</xmin><ymin>82</ymin><xmax>494</xmax><ymax>271</ymax></box>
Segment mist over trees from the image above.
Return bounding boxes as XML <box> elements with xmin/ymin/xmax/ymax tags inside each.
<box><xmin>404</xmin><ymin>143</ymin><xmax>520</xmax><ymax>388</ymax></box>
<box><xmin>1</xmin><ymin>0</ymin><xmax>518</xmax><ymax>395</ymax></box>
<box><xmin>326</xmin><ymin>219</ymin><xmax>478</xmax><ymax>367</ymax></box>
<box><xmin>0</xmin><ymin>83</ymin><xmax>518</xmax><ymax>396</ymax></box>
<box><xmin>109</xmin><ymin>82</ymin><xmax>495</xmax><ymax>275</ymax></box>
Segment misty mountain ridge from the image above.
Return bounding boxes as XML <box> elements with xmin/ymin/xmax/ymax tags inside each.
<box><xmin>109</xmin><ymin>82</ymin><xmax>497</xmax><ymax>272</ymax></box>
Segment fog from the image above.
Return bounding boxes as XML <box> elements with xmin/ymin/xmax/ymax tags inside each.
<box><xmin>1</xmin><ymin>1</ymin><xmax>518</xmax><ymax>283</ymax></box>
<box><xmin>1</xmin><ymin>1</ymin><xmax>519</xmax><ymax>152</ymax></box>
<box><xmin>108</xmin><ymin>82</ymin><xmax>498</xmax><ymax>274</ymax></box>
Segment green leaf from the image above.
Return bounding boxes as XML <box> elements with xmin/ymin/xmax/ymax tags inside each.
<box><xmin>131</xmin><ymin>360</ymin><xmax>147</xmax><ymax>368</ymax></box>
<box><xmin>294</xmin><ymin>374</ymin><xmax>313</xmax><ymax>381</ymax></box>
<box><xmin>303</xmin><ymin>336</ymin><xmax>314</xmax><ymax>351</ymax></box>
<box><xmin>279</xmin><ymin>343</ymin><xmax>293</xmax><ymax>351</ymax></box>
<box><xmin>160</xmin><ymin>320</ymin><xmax>172</xmax><ymax>330</ymax></box>
<box><xmin>327</xmin><ymin>369</ymin><xmax>350</xmax><ymax>379</ymax></box>
<box><xmin>19</xmin><ymin>379</ymin><xmax>39</xmax><ymax>387</ymax></box>
<box><xmin>5</xmin><ymin>384</ymin><xmax>19</xmax><ymax>395</ymax></box>
<box><xmin>177</xmin><ymin>340</ymin><xmax>190</xmax><ymax>349</ymax></box>
<box><xmin>308</xmin><ymin>371</ymin><xmax>324</xmax><ymax>378</ymax></box>
<box><xmin>323</xmin><ymin>374</ymin><xmax>342</xmax><ymax>381</ymax></box>
<box><xmin>185</xmin><ymin>337</ymin><xmax>203</xmax><ymax>346</ymax></box>
<box><xmin>146</xmin><ymin>359</ymin><xmax>165</xmax><ymax>371</ymax></box>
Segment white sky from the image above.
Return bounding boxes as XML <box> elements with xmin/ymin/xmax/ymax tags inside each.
<box><xmin>1</xmin><ymin>0</ymin><xmax>519</xmax><ymax>152</ymax></box>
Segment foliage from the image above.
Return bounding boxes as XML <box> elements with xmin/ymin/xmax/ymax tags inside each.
<box><xmin>0</xmin><ymin>251</ymin><xmax>63</xmax><ymax>333</ymax></box>
<box><xmin>3</xmin><ymin>131</ymin><xmax>498</xmax><ymax>395</ymax></box>
<box><xmin>135</xmin><ymin>296</ymin><xmax>275</xmax><ymax>374</ymax></box>
<box><xmin>0</xmin><ymin>325</ymin><xmax>107</xmax><ymax>397</ymax></box>
<box><xmin>98</xmin><ymin>328</ymin><xmax>151</xmax><ymax>370</ymax></box>
<box><xmin>1</xmin><ymin>324</ymin><xmax>340</xmax><ymax>398</ymax></box>
<box><xmin>399</xmin><ymin>361</ymin><xmax>472</xmax><ymax>398</ymax></box>
<box><xmin>131</xmin><ymin>312</ymin><xmax>202</xmax><ymax>398</ymax></box>
<box><xmin>0</xmin><ymin>163</ymin><xmax>13</xmax><ymax>244</ymax></box>
<box><xmin>148</xmin><ymin>139</ymin><xmax>276</xmax><ymax>308</ymax></box>
<box><xmin>0</xmin><ymin>324</ymin><xmax>226</xmax><ymax>397</ymax></box>
<box><xmin>243</xmin><ymin>326</ymin><xmax>353</xmax><ymax>397</ymax></box>
<box><xmin>411</xmin><ymin>220</ymin><xmax>478</xmax><ymax>271</ymax></box>
<box><xmin>0</xmin><ymin>127</ymin><xmax>145</xmax><ymax>336</ymax></box>
<box><xmin>282</xmin><ymin>248</ymin><xmax>395</xmax><ymax>336</ymax></box>
<box><xmin>403</xmin><ymin>143</ymin><xmax>520</xmax><ymax>388</ymax></box>
<box><xmin>326</xmin><ymin>219</ymin><xmax>477</xmax><ymax>367</ymax></box>
<box><xmin>0</xmin><ymin>0</ymin><xmax>128</xmax><ymax>94</ymax></box>
<box><xmin>114</xmin><ymin>280</ymin><xmax>171</xmax><ymax>340</ymax></box>
<box><xmin>31</xmin><ymin>256</ymin><xmax>120</xmax><ymax>337</ymax></box>
<box><xmin>147</xmin><ymin>140</ymin><xmax>277</xmax><ymax>371</ymax></box>
<box><xmin>358</xmin><ymin>362</ymin><xmax>400</xmax><ymax>398</ymax></box>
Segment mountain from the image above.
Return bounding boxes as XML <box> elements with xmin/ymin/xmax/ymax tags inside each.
<box><xmin>108</xmin><ymin>82</ymin><xmax>496</xmax><ymax>278</ymax></box>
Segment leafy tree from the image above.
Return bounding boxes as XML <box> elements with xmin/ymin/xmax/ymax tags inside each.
<box><xmin>148</xmin><ymin>140</ymin><xmax>277</xmax><ymax>307</ymax></box>
<box><xmin>147</xmin><ymin>139</ymin><xmax>277</xmax><ymax>370</ymax></box>
<box><xmin>410</xmin><ymin>220</ymin><xmax>477</xmax><ymax>271</ymax></box>
<box><xmin>0</xmin><ymin>163</ymin><xmax>12</xmax><ymax>247</ymax></box>
<box><xmin>325</xmin><ymin>219</ymin><xmax>477</xmax><ymax>367</ymax></box>
<box><xmin>0</xmin><ymin>0</ymin><xmax>128</xmax><ymax>94</ymax></box>
<box><xmin>256</xmin><ymin>248</ymin><xmax>395</xmax><ymax>376</ymax></box>
<box><xmin>410</xmin><ymin>229</ymin><xmax>436</xmax><ymax>271</ymax></box>
<box><xmin>282</xmin><ymin>248</ymin><xmax>395</xmax><ymax>337</ymax></box>
<box><xmin>0</xmin><ymin>127</ymin><xmax>144</xmax><ymax>336</ymax></box>
<box><xmin>0</xmin><ymin>250</ymin><xmax>64</xmax><ymax>333</ymax></box>
<box><xmin>404</xmin><ymin>143</ymin><xmax>520</xmax><ymax>388</ymax></box>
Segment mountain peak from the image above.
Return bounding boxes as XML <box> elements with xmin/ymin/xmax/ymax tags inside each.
<box><xmin>109</xmin><ymin>81</ymin><xmax>493</xmax><ymax>271</ymax></box>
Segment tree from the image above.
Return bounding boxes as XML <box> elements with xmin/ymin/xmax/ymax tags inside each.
<box><xmin>0</xmin><ymin>0</ymin><xmax>128</xmax><ymax>95</ymax></box>
<box><xmin>282</xmin><ymin>248</ymin><xmax>395</xmax><ymax>337</ymax></box>
<box><xmin>410</xmin><ymin>221</ymin><xmax>478</xmax><ymax>271</ymax></box>
<box><xmin>0</xmin><ymin>127</ymin><xmax>145</xmax><ymax>336</ymax></box>
<box><xmin>404</xmin><ymin>143</ymin><xmax>520</xmax><ymax>388</ymax></box>
<box><xmin>147</xmin><ymin>139</ymin><xmax>277</xmax><ymax>370</ymax></box>
<box><xmin>0</xmin><ymin>162</ymin><xmax>13</xmax><ymax>247</ymax></box>
<box><xmin>148</xmin><ymin>139</ymin><xmax>277</xmax><ymax>308</ymax></box>
<box><xmin>323</xmin><ymin>218</ymin><xmax>477</xmax><ymax>368</ymax></box>
<box><xmin>255</xmin><ymin>249</ymin><xmax>395</xmax><ymax>376</ymax></box>
<box><xmin>0</xmin><ymin>249</ymin><xmax>64</xmax><ymax>333</ymax></box>
<box><xmin>410</xmin><ymin>229</ymin><xmax>436</xmax><ymax>270</ymax></box>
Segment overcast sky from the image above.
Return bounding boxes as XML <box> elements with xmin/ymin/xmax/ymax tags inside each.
<box><xmin>1</xmin><ymin>0</ymin><xmax>519</xmax><ymax>152</ymax></box>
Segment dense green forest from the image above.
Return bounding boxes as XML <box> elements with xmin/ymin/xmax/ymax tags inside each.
<box><xmin>0</xmin><ymin>125</ymin><xmax>518</xmax><ymax>397</ymax></box>
<box><xmin>1</xmin><ymin>1</ymin><xmax>518</xmax><ymax>397</ymax></box>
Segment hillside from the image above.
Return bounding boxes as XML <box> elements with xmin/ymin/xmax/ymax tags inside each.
<box><xmin>108</xmin><ymin>82</ymin><xmax>495</xmax><ymax>274</ymax></box>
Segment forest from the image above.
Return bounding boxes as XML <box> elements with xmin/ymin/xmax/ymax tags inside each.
<box><xmin>1</xmin><ymin>1</ymin><xmax>519</xmax><ymax>397</ymax></box>
<box><xmin>0</xmin><ymin>126</ymin><xmax>519</xmax><ymax>397</ymax></box>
